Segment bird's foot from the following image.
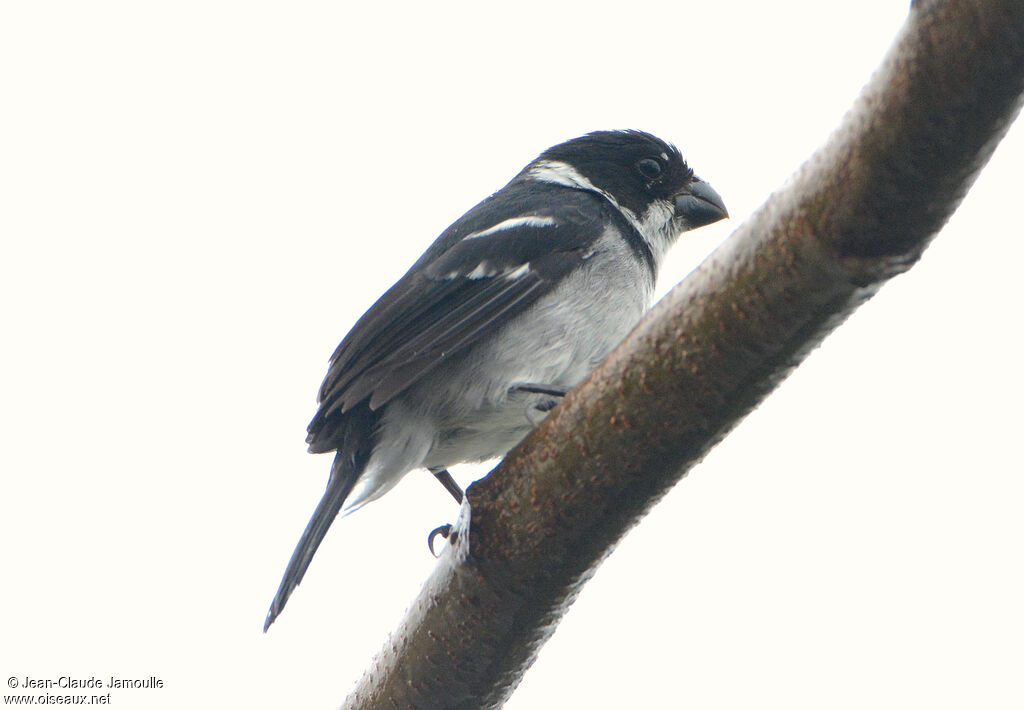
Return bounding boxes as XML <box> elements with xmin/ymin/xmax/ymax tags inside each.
<box><xmin>427</xmin><ymin>523</ymin><xmax>456</xmax><ymax>557</ymax></box>
<box><xmin>512</xmin><ymin>383</ymin><xmax>568</xmax><ymax>426</ymax></box>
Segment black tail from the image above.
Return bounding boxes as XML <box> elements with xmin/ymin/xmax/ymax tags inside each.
<box><xmin>263</xmin><ymin>451</ymin><xmax>361</xmax><ymax>632</ymax></box>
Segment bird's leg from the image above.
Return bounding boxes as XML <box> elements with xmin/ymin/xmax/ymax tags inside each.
<box><xmin>429</xmin><ymin>467</ymin><xmax>464</xmax><ymax>504</ymax></box>
<box><xmin>427</xmin><ymin>467</ymin><xmax>463</xmax><ymax>556</ymax></box>
<box><xmin>510</xmin><ymin>383</ymin><xmax>569</xmax><ymax>398</ymax></box>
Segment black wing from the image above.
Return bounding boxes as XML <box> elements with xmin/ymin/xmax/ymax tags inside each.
<box><xmin>306</xmin><ymin>183</ymin><xmax>612</xmax><ymax>452</ymax></box>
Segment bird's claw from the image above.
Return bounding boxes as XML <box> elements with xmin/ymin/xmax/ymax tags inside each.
<box><xmin>428</xmin><ymin>524</ymin><xmax>455</xmax><ymax>557</ymax></box>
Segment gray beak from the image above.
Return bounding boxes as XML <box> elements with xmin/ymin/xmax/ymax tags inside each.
<box><xmin>674</xmin><ymin>179</ymin><xmax>728</xmax><ymax>228</ymax></box>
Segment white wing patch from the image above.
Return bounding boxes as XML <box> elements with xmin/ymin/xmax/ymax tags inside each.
<box><xmin>506</xmin><ymin>263</ymin><xmax>531</xmax><ymax>279</ymax></box>
<box><xmin>466</xmin><ymin>261</ymin><xmax>496</xmax><ymax>279</ymax></box>
<box><xmin>448</xmin><ymin>261</ymin><xmax>533</xmax><ymax>280</ymax></box>
<box><xmin>464</xmin><ymin>215</ymin><xmax>558</xmax><ymax>240</ymax></box>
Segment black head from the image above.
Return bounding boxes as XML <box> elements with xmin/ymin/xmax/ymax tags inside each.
<box><xmin>525</xmin><ymin>130</ymin><xmax>727</xmax><ymax>232</ymax></box>
<box><xmin>533</xmin><ymin>130</ymin><xmax>697</xmax><ymax>217</ymax></box>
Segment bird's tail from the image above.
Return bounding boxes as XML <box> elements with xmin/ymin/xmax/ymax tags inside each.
<box><xmin>263</xmin><ymin>451</ymin><xmax>361</xmax><ymax>632</ymax></box>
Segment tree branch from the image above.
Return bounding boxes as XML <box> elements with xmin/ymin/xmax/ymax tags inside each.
<box><xmin>341</xmin><ymin>1</ymin><xmax>1024</xmax><ymax>708</ymax></box>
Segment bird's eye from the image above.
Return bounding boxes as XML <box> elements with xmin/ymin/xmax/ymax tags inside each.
<box><xmin>636</xmin><ymin>158</ymin><xmax>663</xmax><ymax>181</ymax></box>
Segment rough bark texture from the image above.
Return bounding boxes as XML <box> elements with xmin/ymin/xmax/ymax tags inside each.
<box><xmin>342</xmin><ymin>1</ymin><xmax>1024</xmax><ymax>708</ymax></box>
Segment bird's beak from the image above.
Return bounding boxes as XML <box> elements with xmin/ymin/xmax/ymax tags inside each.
<box><xmin>673</xmin><ymin>179</ymin><xmax>728</xmax><ymax>228</ymax></box>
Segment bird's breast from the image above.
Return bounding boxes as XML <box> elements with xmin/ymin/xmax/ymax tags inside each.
<box><xmin>417</xmin><ymin>231</ymin><xmax>654</xmax><ymax>466</ymax></box>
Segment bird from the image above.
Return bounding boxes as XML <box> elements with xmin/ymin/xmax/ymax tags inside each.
<box><xmin>264</xmin><ymin>130</ymin><xmax>727</xmax><ymax>631</ymax></box>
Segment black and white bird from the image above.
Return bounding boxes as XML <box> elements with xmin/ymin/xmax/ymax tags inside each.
<box><xmin>264</xmin><ymin>130</ymin><xmax>727</xmax><ymax>630</ymax></box>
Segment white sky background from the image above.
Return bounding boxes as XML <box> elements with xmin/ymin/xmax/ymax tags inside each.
<box><xmin>2</xmin><ymin>2</ymin><xmax>1021</xmax><ymax>708</ymax></box>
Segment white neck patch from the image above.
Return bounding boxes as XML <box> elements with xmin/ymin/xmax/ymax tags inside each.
<box><xmin>527</xmin><ymin>159</ymin><xmax>681</xmax><ymax>268</ymax></box>
<box><xmin>637</xmin><ymin>199</ymin><xmax>680</xmax><ymax>267</ymax></box>
<box><xmin>527</xmin><ymin>160</ymin><xmax>638</xmax><ymax>225</ymax></box>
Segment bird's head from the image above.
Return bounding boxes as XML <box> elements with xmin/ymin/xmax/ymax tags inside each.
<box><xmin>525</xmin><ymin>130</ymin><xmax>728</xmax><ymax>259</ymax></box>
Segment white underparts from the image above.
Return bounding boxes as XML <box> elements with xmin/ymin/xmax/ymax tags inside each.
<box><xmin>341</xmin><ymin>403</ymin><xmax>434</xmax><ymax>514</ymax></box>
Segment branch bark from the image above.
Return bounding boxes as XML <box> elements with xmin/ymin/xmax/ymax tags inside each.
<box><xmin>342</xmin><ymin>1</ymin><xmax>1024</xmax><ymax>707</ymax></box>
